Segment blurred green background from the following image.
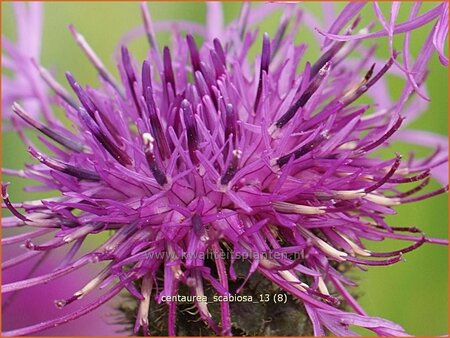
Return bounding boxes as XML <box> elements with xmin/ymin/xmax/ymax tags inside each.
<box><xmin>2</xmin><ymin>2</ymin><xmax>448</xmax><ymax>336</ymax></box>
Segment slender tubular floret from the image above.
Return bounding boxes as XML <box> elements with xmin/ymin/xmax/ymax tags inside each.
<box><xmin>2</xmin><ymin>2</ymin><xmax>448</xmax><ymax>337</ymax></box>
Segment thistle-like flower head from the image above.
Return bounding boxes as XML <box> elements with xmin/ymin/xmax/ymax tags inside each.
<box><xmin>2</xmin><ymin>2</ymin><xmax>448</xmax><ymax>336</ymax></box>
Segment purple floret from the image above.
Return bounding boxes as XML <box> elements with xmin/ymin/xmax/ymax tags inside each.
<box><xmin>2</xmin><ymin>2</ymin><xmax>448</xmax><ymax>336</ymax></box>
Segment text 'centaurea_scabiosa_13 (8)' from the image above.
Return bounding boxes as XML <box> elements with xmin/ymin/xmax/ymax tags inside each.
<box><xmin>1</xmin><ymin>2</ymin><xmax>449</xmax><ymax>336</ymax></box>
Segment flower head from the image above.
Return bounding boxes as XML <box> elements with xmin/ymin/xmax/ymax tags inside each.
<box><xmin>2</xmin><ymin>2</ymin><xmax>448</xmax><ymax>336</ymax></box>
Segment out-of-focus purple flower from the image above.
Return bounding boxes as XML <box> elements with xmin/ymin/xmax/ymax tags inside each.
<box><xmin>2</xmin><ymin>2</ymin><xmax>448</xmax><ymax>336</ymax></box>
<box><xmin>2</xmin><ymin>245</ymin><xmax>121</xmax><ymax>335</ymax></box>
<box><xmin>2</xmin><ymin>2</ymin><xmax>53</xmax><ymax>127</ymax></box>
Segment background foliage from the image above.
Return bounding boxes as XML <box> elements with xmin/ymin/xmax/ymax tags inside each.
<box><xmin>2</xmin><ymin>2</ymin><xmax>448</xmax><ymax>335</ymax></box>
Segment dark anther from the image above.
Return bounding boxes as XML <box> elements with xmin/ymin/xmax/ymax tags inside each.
<box><xmin>342</xmin><ymin>56</ymin><xmax>396</xmax><ymax>107</ymax></box>
<box><xmin>277</xmin><ymin>132</ymin><xmax>328</xmax><ymax>167</ymax></box>
<box><xmin>310</xmin><ymin>16</ymin><xmax>360</xmax><ymax>77</ymax></box>
<box><xmin>2</xmin><ymin>183</ymin><xmax>30</xmax><ymax>221</ymax></box>
<box><xmin>12</xmin><ymin>103</ymin><xmax>85</xmax><ymax>153</ymax></box>
<box><xmin>142</xmin><ymin>133</ymin><xmax>168</xmax><ymax>187</ymax></box>
<box><xmin>66</xmin><ymin>72</ymin><xmax>122</xmax><ymax>145</ymax></box>
<box><xmin>163</xmin><ymin>47</ymin><xmax>176</xmax><ymax>95</ymax></box>
<box><xmin>254</xmin><ymin>33</ymin><xmax>271</xmax><ymax>112</ymax></box>
<box><xmin>271</xmin><ymin>15</ymin><xmax>289</xmax><ymax>60</ymax></box>
<box><xmin>79</xmin><ymin>108</ymin><xmax>132</xmax><ymax>167</ymax></box>
<box><xmin>359</xmin><ymin>115</ymin><xmax>403</xmax><ymax>153</ymax></box>
<box><xmin>121</xmin><ymin>46</ymin><xmax>143</xmax><ymax>118</ymax></box>
<box><xmin>187</xmin><ymin>34</ymin><xmax>201</xmax><ymax>73</ymax></box>
<box><xmin>142</xmin><ymin>61</ymin><xmax>171</xmax><ymax>160</ymax></box>
<box><xmin>192</xmin><ymin>213</ymin><xmax>204</xmax><ymax>235</ymax></box>
<box><xmin>274</xmin><ymin>63</ymin><xmax>330</xmax><ymax>130</ymax></box>
<box><xmin>181</xmin><ymin>99</ymin><xmax>200</xmax><ymax>165</ymax></box>
<box><xmin>220</xmin><ymin>149</ymin><xmax>242</xmax><ymax>186</ymax></box>
<box><xmin>224</xmin><ymin>103</ymin><xmax>238</xmax><ymax>158</ymax></box>
<box><xmin>28</xmin><ymin>147</ymin><xmax>100</xmax><ymax>181</ymax></box>
<box><xmin>364</xmin><ymin>154</ymin><xmax>401</xmax><ymax>193</ymax></box>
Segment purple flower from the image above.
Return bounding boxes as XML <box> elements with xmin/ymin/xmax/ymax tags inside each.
<box><xmin>2</xmin><ymin>2</ymin><xmax>448</xmax><ymax>336</ymax></box>
<box><xmin>2</xmin><ymin>2</ymin><xmax>53</xmax><ymax>127</ymax></box>
<box><xmin>2</xmin><ymin>245</ymin><xmax>121</xmax><ymax>335</ymax></box>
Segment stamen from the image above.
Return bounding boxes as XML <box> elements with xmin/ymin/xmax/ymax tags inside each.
<box><xmin>342</xmin><ymin>55</ymin><xmax>397</xmax><ymax>106</ymax></box>
<box><xmin>307</xmin><ymin>288</ymin><xmax>340</xmax><ymax>306</ymax></box>
<box><xmin>62</xmin><ymin>224</ymin><xmax>102</xmax><ymax>243</ymax></box>
<box><xmin>25</xmin><ymin>238</ymin><xmax>64</xmax><ymax>251</ymax></box>
<box><xmin>298</xmin><ymin>227</ymin><xmax>348</xmax><ymax>261</ymax></box>
<box><xmin>142</xmin><ymin>61</ymin><xmax>171</xmax><ymax>160</ymax></box>
<box><xmin>220</xmin><ymin>149</ymin><xmax>242</xmax><ymax>186</ymax></box>
<box><xmin>273</xmin><ymin>201</ymin><xmax>326</xmax><ymax>215</ymax></box>
<box><xmin>271</xmin><ymin>13</ymin><xmax>290</xmax><ymax>60</ymax></box>
<box><xmin>66</xmin><ymin>73</ymin><xmax>123</xmax><ymax>146</ymax></box>
<box><xmin>326</xmin><ymin>200</ymin><xmax>363</xmax><ymax>213</ymax></box>
<box><xmin>254</xmin><ymin>33</ymin><xmax>271</xmax><ymax>111</ymax></box>
<box><xmin>79</xmin><ymin>108</ymin><xmax>132</xmax><ymax>166</ymax></box>
<box><xmin>341</xmin><ymin>63</ymin><xmax>375</xmax><ymax>101</ymax></box>
<box><xmin>56</xmin><ymin>265</ymin><xmax>111</xmax><ymax>308</ymax></box>
<box><xmin>194</xmin><ymin>71</ymin><xmax>210</xmax><ymax>97</ymax></box>
<box><xmin>381</xmin><ymin>225</ymin><xmax>422</xmax><ymax>233</ymax></box>
<box><xmin>210</xmin><ymin>49</ymin><xmax>224</xmax><ymax>79</ymax></box>
<box><xmin>273</xmin><ymin>63</ymin><xmax>330</xmax><ymax>130</ymax></box>
<box><xmin>337</xmin><ymin>231</ymin><xmax>371</xmax><ymax>256</ymax></box>
<box><xmin>359</xmin><ymin>115</ymin><xmax>404</xmax><ymax>153</ymax></box>
<box><xmin>121</xmin><ymin>46</ymin><xmax>143</xmax><ymax>117</ymax></box>
<box><xmin>364</xmin><ymin>193</ymin><xmax>400</xmax><ymax>206</ymax></box>
<box><xmin>65</xmin><ymin>72</ymin><xmax>97</xmax><ymax>117</ymax></box>
<box><xmin>276</xmin><ymin>132</ymin><xmax>328</xmax><ymax>167</ymax></box>
<box><xmin>142</xmin><ymin>133</ymin><xmax>168</xmax><ymax>187</ymax></box>
<box><xmin>57</xmin><ymin>238</ymin><xmax>85</xmax><ymax>269</ymax></box>
<box><xmin>163</xmin><ymin>46</ymin><xmax>176</xmax><ymax>95</ymax></box>
<box><xmin>370</xmin><ymin>236</ymin><xmax>426</xmax><ymax>257</ymax></box>
<box><xmin>166</xmin><ymin>244</ymin><xmax>183</xmax><ymax>280</ymax></box>
<box><xmin>369</xmin><ymin>224</ymin><xmax>448</xmax><ymax>246</ymax></box>
<box><xmin>388</xmin><ymin>170</ymin><xmax>430</xmax><ymax>183</ymax></box>
<box><xmin>211</xmin><ymin>242</ymin><xmax>231</xmax><ymax>336</ymax></box>
<box><xmin>191</xmin><ymin>213</ymin><xmax>204</xmax><ymax>235</ymax></box>
<box><xmin>364</xmin><ymin>154</ymin><xmax>401</xmax><ymax>193</ymax></box>
<box><xmin>419</xmin><ymin>146</ymin><xmax>442</xmax><ymax>166</ymax></box>
<box><xmin>224</xmin><ymin>103</ymin><xmax>238</xmax><ymax>155</ymax></box>
<box><xmin>28</xmin><ymin>147</ymin><xmax>100</xmax><ymax>181</ymax></box>
<box><xmin>2</xmin><ymin>183</ymin><xmax>30</xmax><ymax>221</ymax></box>
<box><xmin>187</xmin><ymin>34</ymin><xmax>201</xmax><ymax>73</ymax></box>
<box><xmin>181</xmin><ymin>99</ymin><xmax>199</xmax><ymax>165</ymax></box>
<box><xmin>68</xmin><ymin>25</ymin><xmax>122</xmax><ymax>95</ymax></box>
<box><xmin>267</xmin><ymin>257</ymin><xmax>304</xmax><ymax>272</ymax></box>
<box><xmin>400</xmin><ymin>185</ymin><xmax>449</xmax><ymax>203</ymax></box>
<box><xmin>191</xmin><ymin>272</ymin><xmax>220</xmax><ymax>333</ymax></box>
<box><xmin>134</xmin><ymin>273</ymin><xmax>153</xmax><ymax>335</ymax></box>
<box><xmin>317</xmin><ymin>277</ymin><xmax>330</xmax><ymax>295</ymax></box>
<box><xmin>310</xmin><ymin>41</ymin><xmax>344</xmax><ymax>78</ymax></box>
<box><xmin>278</xmin><ymin>269</ymin><xmax>309</xmax><ymax>292</ymax></box>
<box><xmin>346</xmin><ymin>255</ymin><xmax>403</xmax><ymax>266</ymax></box>
<box><xmin>32</xmin><ymin>60</ymin><xmax>78</xmax><ymax>109</ymax></box>
<box><xmin>310</xmin><ymin>16</ymin><xmax>360</xmax><ymax>77</ymax></box>
<box><xmin>12</xmin><ymin>103</ymin><xmax>85</xmax><ymax>153</ymax></box>
<box><xmin>394</xmin><ymin>177</ymin><xmax>430</xmax><ymax>198</ymax></box>
<box><xmin>213</xmin><ymin>38</ymin><xmax>226</xmax><ymax>67</ymax></box>
<box><xmin>140</xmin><ymin>2</ymin><xmax>159</xmax><ymax>53</ymax></box>
<box><xmin>329</xmin><ymin>190</ymin><xmax>365</xmax><ymax>200</ymax></box>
